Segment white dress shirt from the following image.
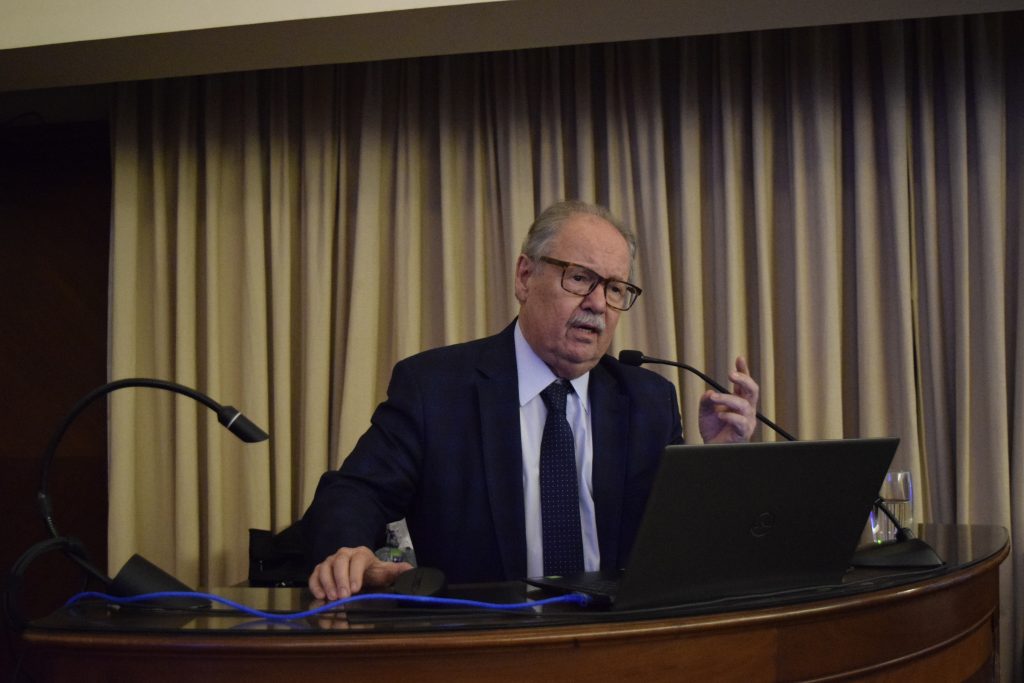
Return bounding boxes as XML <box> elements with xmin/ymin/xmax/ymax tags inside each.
<box><xmin>514</xmin><ymin>322</ymin><xmax>600</xmax><ymax>577</ymax></box>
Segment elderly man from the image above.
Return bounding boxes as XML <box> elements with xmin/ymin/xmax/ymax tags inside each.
<box><xmin>305</xmin><ymin>200</ymin><xmax>759</xmax><ymax>600</ymax></box>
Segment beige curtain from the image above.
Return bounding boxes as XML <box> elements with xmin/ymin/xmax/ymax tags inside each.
<box><xmin>110</xmin><ymin>11</ymin><xmax>1023</xmax><ymax>680</ymax></box>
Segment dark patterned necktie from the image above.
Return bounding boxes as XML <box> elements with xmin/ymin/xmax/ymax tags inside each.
<box><xmin>539</xmin><ymin>379</ymin><xmax>584</xmax><ymax>576</ymax></box>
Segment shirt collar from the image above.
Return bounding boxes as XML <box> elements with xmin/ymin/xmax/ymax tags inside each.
<box><xmin>514</xmin><ymin>320</ymin><xmax>591</xmax><ymax>412</ymax></box>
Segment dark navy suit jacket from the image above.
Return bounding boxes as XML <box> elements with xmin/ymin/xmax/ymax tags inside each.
<box><xmin>303</xmin><ymin>321</ymin><xmax>683</xmax><ymax>583</ymax></box>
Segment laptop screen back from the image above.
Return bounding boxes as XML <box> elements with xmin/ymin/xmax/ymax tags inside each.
<box><xmin>614</xmin><ymin>438</ymin><xmax>898</xmax><ymax>610</ymax></box>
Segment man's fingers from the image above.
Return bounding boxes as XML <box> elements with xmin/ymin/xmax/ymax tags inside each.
<box><xmin>704</xmin><ymin>391</ymin><xmax>755</xmax><ymax>417</ymax></box>
<box><xmin>346</xmin><ymin>547</ymin><xmax>378</xmax><ymax>595</ymax></box>
<box><xmin>310</xmin><ymin>555</ymin><xmax>342</xmax><ymax>601</ymax></box>
<box><xmin>308</xmin><ymin>547</ymin><xmax>410</xmax><ymax>603</ymax></box>
<box><xmin>308</xmin><ymin>566</ymin><xmax>328</xmax><ymax>600</ymax></box>
<box><xmin>729</xmin><ymin>359</ymin><xmax>759</xmax><ymax>407</ymax></box>
<box><xmin>699</xmin><ymin>359</ymin><xmax>760</xmax><ymax>444</ymax></box>
<box><xmin>365</xmin><ymin>561</ymin><xmax>415</xmax><ymax>588</ymax></box>
<box><xmin>710</xmin><ymin>409</ymin><xmax>745</xmax><ymax>429</ymax></box>
<box><xmin>316</xmin><ymin>546</ymin><xmax>363</xmax><ymax>601</ymax></box>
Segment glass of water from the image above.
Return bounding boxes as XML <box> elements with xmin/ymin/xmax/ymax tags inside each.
<box><xmin>870</xmin><ymin>470</ymin><xmax>913</xmax><ymax>544</ymax></box>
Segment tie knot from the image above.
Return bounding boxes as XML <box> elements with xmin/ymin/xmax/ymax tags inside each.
<box><xmin>541</xmin><ymin>380</ymin><xmax>571</xmax><ymax>414</ymax></box>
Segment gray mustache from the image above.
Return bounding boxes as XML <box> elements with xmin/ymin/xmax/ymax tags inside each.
<box><xmin>568</xmin><ymin>311</ymin><xmax>606</xmax><ymax>332</ymax></box>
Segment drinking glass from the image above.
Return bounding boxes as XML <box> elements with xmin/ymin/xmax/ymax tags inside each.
<box><xmin>870</xmin><ymin>470</ymin><xmax>913</xmax><ymax>544</ymax></box>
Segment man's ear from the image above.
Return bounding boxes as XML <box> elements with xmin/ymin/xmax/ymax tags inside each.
<box><xmin>514</xmin><ymin>254</ymin><xmax>533</xmax><ymax>304</ymax></box>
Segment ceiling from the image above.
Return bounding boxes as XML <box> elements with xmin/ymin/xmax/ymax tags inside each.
<box><xmin>3</xmin><ymin>0</ymin><xmax>1023</xmax><ymax>93</ymax></box>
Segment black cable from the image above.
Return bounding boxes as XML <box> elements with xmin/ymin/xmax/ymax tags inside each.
<box><xmin>3</xmin><ymin>537</ymin><xmax>96</xmax><ymax>631</ymax></box>
<box><xmin>872</xmin><ymin>496</ymin><xmax>913</xmax><ymax>541</ymax></box>
<box><xmin>3</xmin><ymin>537</ymin><xmax>93</xmax><ymax>683</ymax></box>
<box><xmin>617</xmin><ymin>351</ymin><xmax>798</xmax><ymax>442</ymax></box>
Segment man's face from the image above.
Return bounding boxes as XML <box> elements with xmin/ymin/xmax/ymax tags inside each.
<box><xmin>515</xmin><ymin>213</ymin><xmax>632</xmax><ymax>379</ymax></box>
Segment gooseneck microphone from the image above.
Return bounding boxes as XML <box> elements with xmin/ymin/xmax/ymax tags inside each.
<box><xmin>32</xmin><ymin>378</ymin><xmax>269</xmax><ymax>608</ymax></box>
<box><xmin>39</xmin><ymin>378</ymin><xmax>268</xmax><ymax>540</ymax></box>
<box><xmin>618</xmin><ymin>350</ymin><xmax>798</xmax><ymax>442</ymax></box>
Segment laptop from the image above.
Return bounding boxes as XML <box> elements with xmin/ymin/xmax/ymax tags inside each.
<box><xmin>527</xmin><ymin>437</ymin><xmax>898</xmax><ymax>610</ymax></box>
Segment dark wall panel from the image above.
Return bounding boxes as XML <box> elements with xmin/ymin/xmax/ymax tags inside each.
<box><xmin>0</xmin><ymin>121</ymin><xmax>111</xmax><ymax>676</ymax></box>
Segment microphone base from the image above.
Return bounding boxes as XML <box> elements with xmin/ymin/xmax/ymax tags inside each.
<box><xmin>850</xmin><ymin>538</ymin><xmax>944</xmax><ymax>568</ymax></box>
<box><xmin>110</xmin><ymin>554</ymin><xmax>210</xmax><ymax>608</ymax></box>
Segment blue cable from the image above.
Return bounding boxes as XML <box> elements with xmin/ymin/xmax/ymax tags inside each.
<box><xmin>64</xmin><ymin>590</ymin><xmax>592</xmax><ymax>621</ymax></box>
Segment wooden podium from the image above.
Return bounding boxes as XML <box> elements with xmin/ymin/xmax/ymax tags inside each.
<box><xmin>21</xmin><ymin>525</ymin><xmax>1008</xmax><ymax>682</ymax></box>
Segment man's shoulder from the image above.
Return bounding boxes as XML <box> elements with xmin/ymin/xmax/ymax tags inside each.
<box><xmin>596</xmin><ymin>353</ymin><xmax>676</xmax><ymax>391</ymax></box>
<box><xmin>594</xmin><ymin>354</ymin><xmax>682</xmax><ymax>434</ymax></box>
<box><xmin>396</xmin><ymin>323</ymin><xmax>514</xmax><ymax>375</ymax></box>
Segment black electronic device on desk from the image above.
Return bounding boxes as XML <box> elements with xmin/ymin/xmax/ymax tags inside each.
<box><xmin>392</xmin><ymin>567</ymin><xmax>448</xmax><ymax>598</ymax></box>
<box><xmin>528</xmin><ymin>438</ymin><xmax>901</xmax><ymax>611</ymax></box>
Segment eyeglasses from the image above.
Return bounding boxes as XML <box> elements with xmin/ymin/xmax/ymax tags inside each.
<box><xmin>539</xmin><ymin>257</ymin><xmax>642</xmax><ymax>311</ymax></box>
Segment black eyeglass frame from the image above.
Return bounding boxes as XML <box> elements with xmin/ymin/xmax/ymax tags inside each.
<box><xmin>539</xmin><ymin>256</ymin><xmax>643</xmax><ymax>311</ymax></box>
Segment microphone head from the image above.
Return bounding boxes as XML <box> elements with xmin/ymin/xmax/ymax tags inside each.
<box><xmin>218</xmin><ymin>407</ymin><xmax>270</xmax><ymax>443</ymax></box>
<box><xmin>229</xmin><ymin>414</ymin><xmax>270</xmax><ymax>443</ymax></box>
<box><xmin>618</xmin><ymin>349</ymin><xmax>646</xmax><ymax>367</ymax></box>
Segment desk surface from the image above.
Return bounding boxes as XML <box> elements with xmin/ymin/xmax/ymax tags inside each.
<box><xmin>23</xmin><ymin>524</ymin><xmax>1009</xmax><ymax>682</ymax></box>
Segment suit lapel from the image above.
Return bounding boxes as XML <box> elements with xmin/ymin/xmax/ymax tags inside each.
<box><xmin>476</xmin><ymin>324</ymin><xmax>527</xmax><ymax>579</ymax></box>
<box><xmin>589</xmin><ymin>363</ymin><xmax>630</xmax><ymax>569</ymax></box>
